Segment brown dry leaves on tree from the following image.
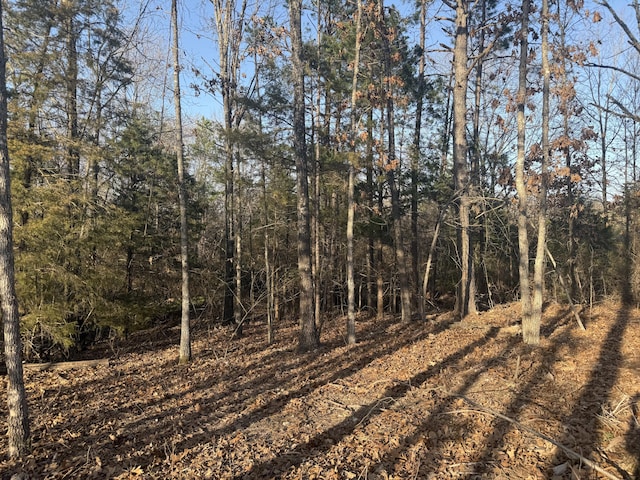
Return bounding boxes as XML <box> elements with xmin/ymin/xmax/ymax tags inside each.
<box><xmin>1</xmin><ymin>301</ymin><xmax>639</xmax><ymax>479</ymax></box>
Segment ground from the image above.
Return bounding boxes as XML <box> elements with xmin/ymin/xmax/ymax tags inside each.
<box><xmin>1</xmin><ymin>301</ymin><xmax>639</xmax><ymax>479</ymax></box>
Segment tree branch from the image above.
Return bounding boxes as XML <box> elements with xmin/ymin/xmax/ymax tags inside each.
<box><xmin>596</xmin><ymin>0</ymin><xmax>640</xmax><ymax>56</ymax></box>
<box><xmin>585</xmin><ymin>62</ymin><xmax>640</xmax><ymax>84</ymax></box>
<box><xmin>453</xmin><ymin>393</ymin><xmax>623</xmax><ymax>480</ymax></box>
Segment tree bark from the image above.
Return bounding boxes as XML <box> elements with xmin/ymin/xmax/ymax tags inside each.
<box><xmin>530</xmin><ymin>0</ymin><xmax>551</xmax><ymax>345</ymax></box>
<box><xmin>411</xmin><ymin>0</ymin><xmax>427</xmax><ymax>319</ymax></box>
<box><xmin>380</xmin><ymin>0</ymin><xmax>412</xmax><ymax>322</ymax></box>
<box><xmin>0</xmin><ymin>2</ymin><xmax>30</xmax><ymax>455</ymax></box>
<box><xmin>346</xmin><ymin>0</ymin><xmax>363</xmax><ymax>344</ymax></box>
<box><xmin>62</xmin><ymin>0</ymin><xmax>80</xmax><ymax>178</ymax></box>
<box><xmin>212</xmin><ymin>0</ymin><xmax>247</xmax><ymax>329</ymax></box>
<box><xmin>289</xmin><ymin>0</ymin><xmax>319</xmax><ymax>351</ymax></box>
<box><xmin>515</xmin><ymin>0</ymin><xmax>533</xmax><ymax>340</ymax></box>
<box><xmin>171</xmin><ymin>0</ymin><xmax>191</xmax><ymax>364</ymax></box>
<box><xmin>452</xmin><ymin>0</ymin><xmax>476</xmax><ymax>318</ymax></box>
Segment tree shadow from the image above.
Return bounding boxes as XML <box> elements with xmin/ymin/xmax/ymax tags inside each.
<box><xmin>626</xmin><ymin>394</ymin><xmax>640</xmax><ymax>479</ymax></box>
<box><xmin>228</xmin><ymin>326</ymin><xmax>502</xmax><ymax>479</ymax></box>
<box><xmin>545</xmin><ymin>302</ymin><xmax>633</xmax><ymax>479</ymax></box>
<box><xmin>455</xmin><ymin>309</ymin><xmax>575</xmax><ymax>479</ymax></box>
<box><xmin>7</xmin><ymin>313</ymin><xmax>460</xmax><ymax>477</ymax></box>
<box><xmin>358</xmin><ymin>305</ymin><xmax>574</xmax><ymax>478</ymax></box>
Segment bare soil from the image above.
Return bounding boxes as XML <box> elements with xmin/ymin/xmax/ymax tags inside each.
<box><xmin>1</xmin><ymin>301</ymin><xmax>639</xmax><ymax>479</ymax></box>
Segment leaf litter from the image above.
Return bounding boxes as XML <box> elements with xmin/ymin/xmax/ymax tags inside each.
<box><xmin>1</xmin><ymin>301</ymin><xmax>639</xmax><ymax>479</ymax></box>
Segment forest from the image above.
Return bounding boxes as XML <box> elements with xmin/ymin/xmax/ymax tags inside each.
<box><xmin>1</xmin><ymin>0</ymin><xmax>640</xmax><ymax>478</ymax></box>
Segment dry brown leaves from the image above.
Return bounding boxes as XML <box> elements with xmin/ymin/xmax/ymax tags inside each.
<box><xmin>1</xmin><ymin>300</ymin><xmax>639</xmax><ymax>479</ymax></box>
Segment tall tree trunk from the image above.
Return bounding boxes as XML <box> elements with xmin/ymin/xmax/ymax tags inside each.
<box><xmin>171</xmin><ymin>0</ymin><xmax>191</xmax><ymax>364</ymax></box>
<box><xmin>471</xmin><ymin>0</ymin><xmax>489</xmax><ymax>304</ymax></box>
<box><xmin>452</xmin><ymin>0</ymin><xmax>476</xmax><ymax>318</ymax></box>
<box><xmin>366</xmin><ymin>111</ymin><xmax>375</xmax><ymax>313</ymax></box>
<box><xmin>234</xmin><ymin>174</ymin><xmax>243</xmax><ymax>335</ymax></box>
<box><xmin>380</xmin><ymin>0</ymin><xmax>412</xmax><ymax>322</ymax></box>
<box><xmin>289</xmin><ymin>0</ymin><xmax>318</xmax><ymax>351</ymax></box>
<box><xmin>411</xmin><ymin>0</ymin><xmax>427</xmax><ymax>318</ymax></box>
<box><xmin>313</xmin><ymin>0</ymin><xmax>323</xmax><ymax>331</ymax></box>
<box><xmin>346</xmin><ymin>0</ymin><xmax>363</xmax><ymax>344</ymax></box>
<box><xmin>376</xmin><ymin>180</ymin><xmax>385</xmax><ymax>319</ymax></box>
<box><xmin>62</xmin><ymin>0</ymin><xmax>79</xmax><ymax>178</ymax></box>
<box><xmin>212</xmin><ymin>0</ymin><xmax>247</xmax><ymax>328</ymax></box>
<box><xmin>516</xmin><ymin>0</ymin><xmax>533</xmax><ymax>339</ymax></box>
<box><xmin>557</xmin><ymin>1</ymin><xmax>579</xmax><ymax>302</ymax></box>
<box><xmin>0</xmin><ymin>2</ymin><xmax>30</xmax><ymax>455</ymax></box>
<box><xmin>530</xmin><ymin>0</ymin><xmax>550</xmax><ymax>345</ymax></box>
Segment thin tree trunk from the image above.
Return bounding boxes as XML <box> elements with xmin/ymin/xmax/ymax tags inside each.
<box><xmin>423</xmin><ymin>209</ymin><xmax>443</xmax><ymax>305</ymax></box>
<box><xmin>557</xmin><ymin>1</ymin><xmax>578</xmax><ymax>301</ymax></box>
<box><xmin>516</xmin><ymin>0</ymin><xmax>533</xmax><ymax>339</ymax></box>
<box><xmin>313</xmin><ymin>0</ymin><xmax>322</xmax><ymax>331</ymax></box>
<box><xmin>530</xmin><ymin>0</ymin><xmax>550</xmax><ymax>344</ymax></box>
<box><xmin>346</xmin><ymin>0</ymin><xmax>363</xmax><ymax>344</ymax></box>
<box><xmin>411</xmin><ymin>0</ymin><xmax>427</xmax><ymax>319</ymax></box>
<box><xmin>452</xmin><ymin>0</ymin><xmax>476</xmax><ymax>318</ymax></box>
<box><xmin>63</xmin><ymin>0</ymin><xmax>79</xmax><ymax>178</ymax></box>
<box><xmin>234</xmin><ymin>189</ymin><xmax>243</xmax><ymax>335</ymax></box>
<box><xmin>471</xmin><ymin>0</ymin><xmax>488</xmax><ymax>304</ymax></box>
<box><xmin>366</xmin><ymin>107</ymin><xmax>376</xmax><ymax>314</ymax></box>
<box><xmin>212</xmin><ymin>0</ymin><xmax>247</xmax><ymax>329</ymax></box>
<box><xmin>376</xmin><ymin>177</ymin><xmax>385</xmax><ymax>319</ymax></box>
<box><xmin>0</xmin><ymin>1</ymin><xmax>30</xmax><ymax>455</ymax></box>
<box><xmin>290</xmin><ymin>0</ymin><xmax>318</xmax><ymax>351</ymax></box>
<box><xmin>380</xmin><ymin>0</ymin><xmax>412</xmax><ymax>322</ymax></box>
<box><xmin>171</xmin><ymin>0</ymin><xmax>191</xmax><ymax>364</ymax></box>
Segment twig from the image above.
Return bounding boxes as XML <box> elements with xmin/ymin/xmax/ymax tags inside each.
<box><xmin>357</xmin><ymin>462</ymin><xmax>369</xmax><ymax>480</ymax></box>
<box><xmin>513</xmin><ymin>355</ymin><xmax>521</xmax><ymax>384</ymax></box>
<box><xmin>452</xmin><ymin>393</ymin><xmax>623</xmax><ymax>480</ymax></box>
<box><xmin>545</xmin><ymin>246</ymin><xmax>586</xmax><ymax>331</ymax></box>
<box><xmin>355</xmin><ymin>397</ymin><xmax>396</xmax><ymax>428</ymax></box>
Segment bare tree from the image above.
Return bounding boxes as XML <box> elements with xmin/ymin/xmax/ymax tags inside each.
<box><xmin>0</xmin><ymin>0</ymin><xmax>30</xmax><ymax>456</ymax></box>
<box><xmin>530</xmin><ymin>0</ymin><xmax>551</xmax><ymax>345</ymax></box>
<box><xmin>515</xmin><ymin>0</ymin><xmax>533</xmax><ymax>342</ymax></box>
<box><xmin>171</xmin><ymin>0</ymin><xmax>191</xmax><ymax>364</ymax></box>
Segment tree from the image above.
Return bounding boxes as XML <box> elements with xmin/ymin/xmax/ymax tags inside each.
<box><xmin>5</xmin><ymin>0</ymin><xmax>164</xmax><ymax>356</ymax></box>
<box><xmin>0</xmin><ymin>0</ymin><xmax>30</xmax><ymax>456</ymax></box>
<box><xmin>529</xmin><ymin>0</ymin><xmax>551</xmax><ymax>345</ymax></box>
<box><xmin>289</xmin><ymin>0</ymin><xmax>319</xmax><ymax>351</ymax></box>
<box><xmin>451</xmin><ymin>0</ymin><xmax>476</xmax><ymax>317</ymax></box>
<box><xmin>346</xmin><ymin>0</ymin><xmax>363</xmax><ymax>344</ymax></box>
<box><xmin>210</xmin><ymin>0</ymin><xmax>248</xmax><ymax>332</ymax></box>
<box><xmin>514</xmin><ymin>0</ymin><xmax>534</xmax><ymax>342</ymax></box>
<box><xmin>411</xmin><ymin>0</ymin><xmax>428</xmax><ymax>318</ymax></box>
<box><xmin>378</xmin><ymin>0</ymin><xmax>412</xmax><ymax>322</ymax></box>
<box><xmin>171</xmin><ymin>0</ymin><xmax>191</xmax><ymax>364</ymax></box>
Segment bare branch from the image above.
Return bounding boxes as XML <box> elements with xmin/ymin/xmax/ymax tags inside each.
<box><xmin>585</xmin><ymin>62</ymin><xmax>640</xmax><ymax>84</ymax></box>
<box><xmin>596</xmin><ymin>0</ymin><xmax>640</xmax><ymax>55</ymax></box>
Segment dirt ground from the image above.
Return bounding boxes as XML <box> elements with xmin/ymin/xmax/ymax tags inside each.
<box><xmin>1</xmin><ymin>300</ymin><xmax>639</xmax><ymax>479</ymax></box>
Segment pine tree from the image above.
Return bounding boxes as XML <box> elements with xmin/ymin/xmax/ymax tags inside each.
<box><xmin>289</xmin><ymin>0</ymin><xmax>319</xmax><ymax>351</ymax></box>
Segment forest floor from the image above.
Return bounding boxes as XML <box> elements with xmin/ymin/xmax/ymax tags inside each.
<box><xmin>1</xmin><ymin>300</ymin><xmax>640</xmax><ymax>479</ymax></box>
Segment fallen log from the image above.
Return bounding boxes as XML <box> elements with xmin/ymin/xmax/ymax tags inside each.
<box><xmin>23</xmin><ymin>358</ymin><xmax>110</xmax><ymax>372</ymax></box>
